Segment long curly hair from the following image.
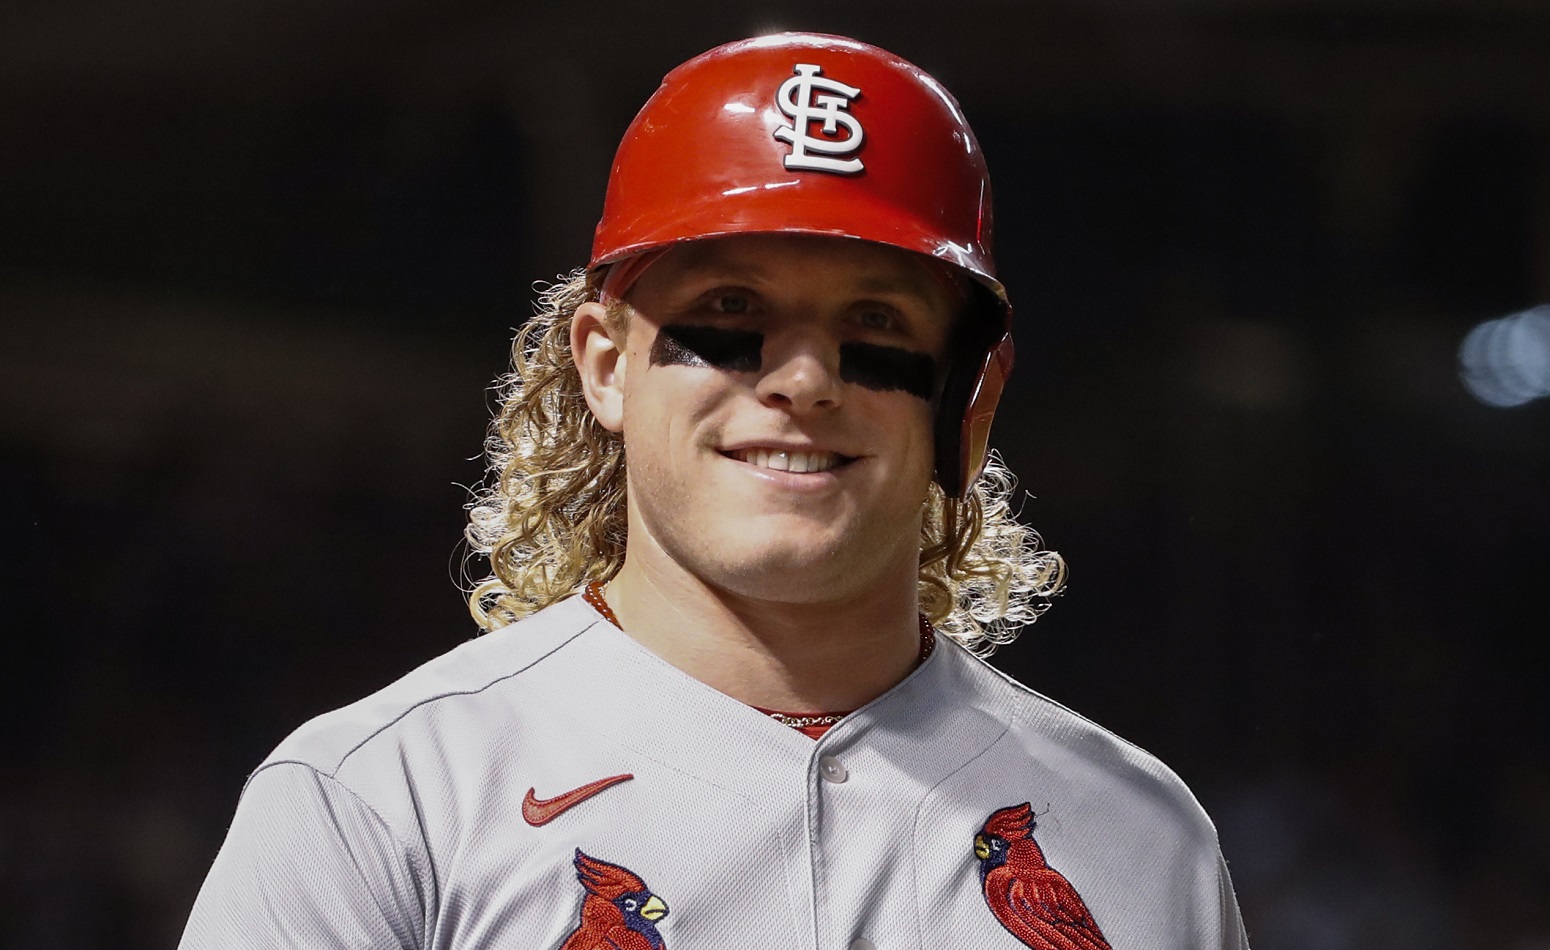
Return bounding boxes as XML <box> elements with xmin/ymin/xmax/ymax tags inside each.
<box><xmin>464</xmin><ymin>269</ymin><xmax>1065</xmax><ymax>655</ymax></box>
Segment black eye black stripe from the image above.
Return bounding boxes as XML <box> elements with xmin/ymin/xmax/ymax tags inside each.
<box><xmin>650</xmin><ymin>324</ymin><xmax>763</xmax><ymax>372</ymax></box>
<box><xmin>650</xmin><ymin>325</ymin><xmax>937</xmax><ymax>402</ymax></box>
<box><xmin>839</xmin><ymin>342</ymin><xmax>936</xmax><ymax>400</ymax></box>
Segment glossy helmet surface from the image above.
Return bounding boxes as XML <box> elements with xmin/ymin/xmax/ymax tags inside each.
<box><xmin>590</xmin><ymin>32</ymin><xmax>1014</xmax><ymax>499</ymax></box>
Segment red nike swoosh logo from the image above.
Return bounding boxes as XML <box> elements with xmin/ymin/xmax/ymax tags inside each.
<box><xmin>522</xmin><ymin>773</ymin><xmax>634</xmax><ymax>826</ymax></box>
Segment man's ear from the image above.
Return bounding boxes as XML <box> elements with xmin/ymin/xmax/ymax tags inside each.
<box><xmin>572</xmin><ymin>301</ymin><xmax>627</xmax><ymax>432</ymax></box>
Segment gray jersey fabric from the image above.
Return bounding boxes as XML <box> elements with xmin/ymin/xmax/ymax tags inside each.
<box><xmin>182</xmin><ymin>594</ymin><xmax>1250</xmax><ymax>949</ymax></box>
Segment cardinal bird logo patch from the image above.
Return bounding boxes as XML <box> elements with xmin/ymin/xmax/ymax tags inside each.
<box><xmin>560</xmin><ymin>850</ymin><xmax>669</xmax><ymax>950</ymax></box>
<box><xmin>975</xmin><ymin>804</ymin><xmax>1112</xmax><ymax>950</ymax></box>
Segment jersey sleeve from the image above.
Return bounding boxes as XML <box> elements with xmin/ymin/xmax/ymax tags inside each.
<box><xmin>179</xmin><ymin>761</ymin><xmax>429</xmax><ymax>950</ymax></box>
<box><xmin>1217</xmin><ymin>850</ymin><xmax>1251</xmax><ymax>949</ymax></box>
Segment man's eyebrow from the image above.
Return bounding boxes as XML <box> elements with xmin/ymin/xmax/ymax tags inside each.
<box><xmin>668</xmin><ymin>254</ymin><xmax>939</xmax><ymax>299</ymax></box>
<box><xmin>667</xmin><ymin>257</ymin><xmax>766</xmax><ymax>285</ymax></box>
<box><xmin>850</xmin><ymin>273</ymin><xmax>937</xmax><ymax>297</ymax></box>
<box><xmin>689</xmin><ymin>270</ymin><xmax>936</xmax><ymax>299</ymax></box>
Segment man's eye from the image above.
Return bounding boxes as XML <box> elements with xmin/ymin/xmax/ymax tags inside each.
<box><xmin>858</xmin><ymin>309</ymin><xmax>897</xmax><ymax>330</ymax></box>
<box><xmin>713</xmin><ymin>294</ymin><xmax>751</xmax><ymax>314</ymax></box>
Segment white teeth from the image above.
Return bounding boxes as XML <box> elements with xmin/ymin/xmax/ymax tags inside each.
<box><xmin>789</xmin><ymin>451</ymin><xmax>827</xmax><ymax>474</ymax></box>
<box><xmin>731</xmin><ymin>448</ymin><xmax>841</xmax><ymax>474</ymax></box>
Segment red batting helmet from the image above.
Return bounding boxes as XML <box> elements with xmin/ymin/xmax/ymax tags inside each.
<box><xmin>590</xmin><ymin>32</ymin><xmax>1014</xmax><ymax>499</ymax></box>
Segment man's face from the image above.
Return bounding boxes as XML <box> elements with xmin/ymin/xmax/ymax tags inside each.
<box><xmin>605</xmin><ymin>233</ymin><xmax>959</xmax><ymax>604</ymax></box>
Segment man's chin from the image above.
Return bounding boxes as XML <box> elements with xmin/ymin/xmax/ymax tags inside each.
<box><xmin>699</xmin><ymin>539</ymin><xmax>904</xmax><ymax>604</ymax></box>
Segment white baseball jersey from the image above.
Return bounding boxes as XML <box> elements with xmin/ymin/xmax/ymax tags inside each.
<box><xmin>181</xmin><ymin>594</ymin><xmax>1249</xmax><ymax>950</ymax></box>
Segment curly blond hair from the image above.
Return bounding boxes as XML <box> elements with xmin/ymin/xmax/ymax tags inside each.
<box><xmin>464</xmin><ymin>268</ymin><xmax>1065</xmax><ymax>654</ymax></box>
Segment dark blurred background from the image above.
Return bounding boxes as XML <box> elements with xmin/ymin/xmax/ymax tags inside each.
<box><xmin>2</xmin><ymin>1</ymin><xmax>1548</xmax><ymax>947</ymax></box>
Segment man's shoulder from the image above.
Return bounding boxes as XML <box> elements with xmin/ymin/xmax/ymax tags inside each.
<box><xmin>943</xmin><ymin>643</ymin><xmax>1219</xmax><ymax>833</ymax></box>
<box><xmin>256</xmin><ymin>595</ymin><xmax>603</xmax><ymax>782</ymax></box>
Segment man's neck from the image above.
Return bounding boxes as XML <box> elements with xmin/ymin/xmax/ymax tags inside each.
<box><xmin>601</xmin><ymin>555</ymin><xmax>925</xmax><ymax>714</ymax></box>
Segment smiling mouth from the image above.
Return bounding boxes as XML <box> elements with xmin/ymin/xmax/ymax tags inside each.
<box><xmin>724</xmin><ymin>447</ymin><xmax>853</xmax><ymax>474</ymax></box>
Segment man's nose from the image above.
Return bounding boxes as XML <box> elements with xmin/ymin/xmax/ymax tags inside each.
<box><xmin>753</xmin><ymin>336</ymin><xmax>843</xmax><ymax>413</ymax></box>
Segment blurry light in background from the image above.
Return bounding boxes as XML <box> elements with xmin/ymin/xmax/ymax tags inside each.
<box><xmin>1458</xmin><ymin>305</ymin><xmax>1550</xmax><ymax>407</ymax></box>
<box><xmin>1189</xmin><ymin>320</ymin><xmax>1308</xmax><ymax>410</ymax></box>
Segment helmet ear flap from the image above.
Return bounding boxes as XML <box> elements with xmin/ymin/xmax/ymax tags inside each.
<box><xmin>935</xmin><ymin>286</ymin><xmax>1015</xmax><ymax>499</ymax></box>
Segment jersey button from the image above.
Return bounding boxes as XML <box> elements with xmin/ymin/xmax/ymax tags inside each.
<box><xmin>818</xmin><ymin>755</ymin><xmax>848</xmax><ymax>784</ymax></box>
<box><xmin>849</xmin><ymin>939</ymin><xmax>876</xmax><ymax>950</ymax></box>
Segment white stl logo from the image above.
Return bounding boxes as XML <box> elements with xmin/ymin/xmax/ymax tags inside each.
<box><xmin>773</xmin><ymin>64</ymin><xmax>865</xmax><ymax>174</ymax></box>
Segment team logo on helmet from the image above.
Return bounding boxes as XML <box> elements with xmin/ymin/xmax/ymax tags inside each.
<box><xmin>773</xmin><ymin>63</ymin><xmax>865</xmax><ymax>174</ymax></box>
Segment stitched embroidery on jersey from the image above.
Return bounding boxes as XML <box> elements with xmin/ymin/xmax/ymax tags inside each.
<box><xmin>522</xmin><ymin>774</ymin><xmax>634</xmax><ymax>826</ymax></box>
<box><xmin>562</xmin><ymin>850</ymin><xmax>669</xmax><ymax>950</ymax></box>
<box><xmin>974</xmin><ymin>803</ymin><xmax>1112</xmax><ymax>950</ymax></box>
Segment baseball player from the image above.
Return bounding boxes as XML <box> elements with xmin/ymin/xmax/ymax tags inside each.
<box><xmin>182</xmin><ymin>33</ymin><xmax>1249</xmax><ymax>950</ymax></box>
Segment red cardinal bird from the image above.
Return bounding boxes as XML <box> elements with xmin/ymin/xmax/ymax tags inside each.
<box><xmin>975</xmin><ymin>803</ymin><xmax>1112</xmax><ymax>950</ymax></box>
<box><xmin>559</xmin><ymin>850</ymin><xmax>669</xmax><ymax>950</ymax></box>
